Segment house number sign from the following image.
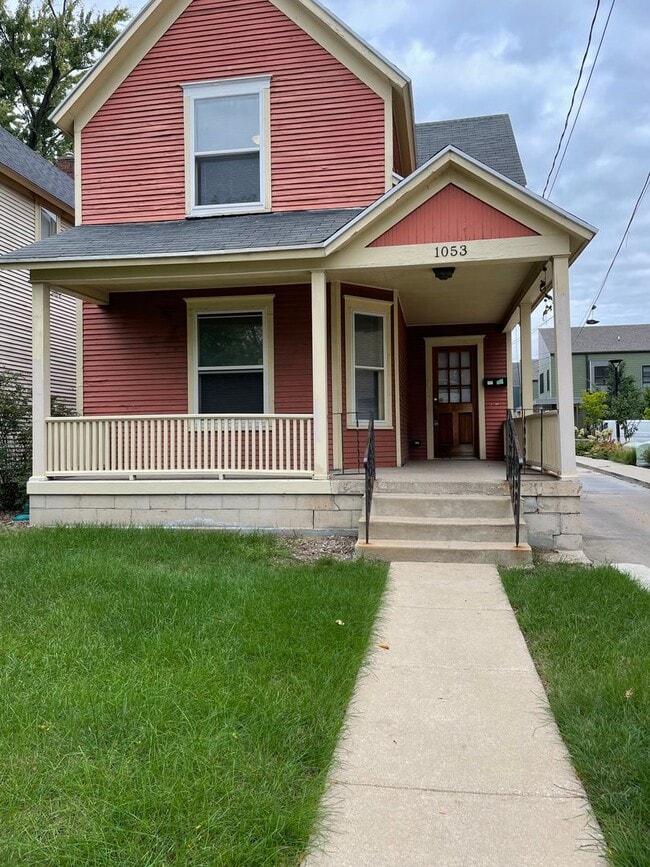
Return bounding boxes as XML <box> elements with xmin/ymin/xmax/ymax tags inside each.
<box><xmin>433</xmin><ymin>244</ymin><xmax>468</xmax><ymax>258</ymax></box>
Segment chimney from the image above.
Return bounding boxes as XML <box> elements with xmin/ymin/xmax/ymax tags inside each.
<box><xmin>56</xmin><ymin>152</ymin><xmax>74</xmax><ymax>179</ymax></box>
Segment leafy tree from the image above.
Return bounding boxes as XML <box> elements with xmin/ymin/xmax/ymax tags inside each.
<box><xmin>605</xmin><ymin>360</ymin><xmax>645</xmax><ymax>442</ymax></box>
<box><xmin>643</xmin><ymin>388</ymin><xmax>650</xmax><ymax>421</ymax></box>
<box><xmin>0</xmin><ymin>0</ymin><xmax>129</xmax><ymax>158</ymax></box>
<box><xmin>579</xmin><ymin>390</ymin><xmax>608</xmax><ymax>432</ymax></box>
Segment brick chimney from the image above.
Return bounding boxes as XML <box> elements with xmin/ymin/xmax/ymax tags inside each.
<box><xmin>56</xmin><ymin>152</ymin><xmax>74</xmax><ymax>179</ymax></box>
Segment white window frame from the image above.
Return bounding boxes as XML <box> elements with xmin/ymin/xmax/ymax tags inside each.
<box><xmin>344</xmin><ymin>296</ymin><xmax>393</xmax><ymax>429</ymax></box>
<box><xmin>185</xmin><ymin>295</ymin><xmax>274</xmax><ymax>414</ymax></box>
<box><xmin>591</xmin><ymin>361</ymin><xmax>608</xmax><ymax>390</ymax></box>
<box><xmin>182</xmin><ymin>76</ymin><xmax>271</xmax><ymax>217</ymax></box>
<box><xmin>37</xmin><ymin>206</ymin><xmax>59</xmax><ymax>240</ymax></box>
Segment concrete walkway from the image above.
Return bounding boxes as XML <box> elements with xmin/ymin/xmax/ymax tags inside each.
<box><xmin>306</xmin><ymin>563</ymin><xmax>605</xmax><ymax>866</ymax></box>
<box><xmin>576</xmin><ymin>455</ymin><xmax>650</xmax><ymax>490</ymax></box>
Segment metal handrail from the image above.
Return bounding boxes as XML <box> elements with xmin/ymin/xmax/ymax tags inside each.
<box><xmin>363</xmin><ymin>417</ymin><xmax>376</xmax><ymax>544</ymax></box>
<box><xmin>505</xmin><ymin>409</ymin><xmax>524</xmax><ymax>547</ymax></box>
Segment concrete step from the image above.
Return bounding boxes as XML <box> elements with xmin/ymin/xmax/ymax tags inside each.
<box><xmin>375</xmin><ymin>479</ymin><xmax>509</xmax><ymax>496</ymax></box>
<box><xmin>355</xmin><ymin>539</ymin><xmax>533</xmax><ymax>567</ymax></box>
<box><xmin>361</xmin><ymin>515</ymin><xmax>521</xmax><ymax>543</ymax></box>
<box><xmin>371</xmin><ymin>492</ymin><xmax>513</xmax><ymax>519</ymax></box>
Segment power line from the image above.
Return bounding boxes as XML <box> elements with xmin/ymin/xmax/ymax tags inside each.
<box><xmin>575</xmin><ymin>170</ymin><xmax>650</xmax><ymax>338</ymax></box>
<box><xmin>547</xmin><ymin>0</ymin><xmax>616</xmax><ymax>197</ymax></box>
<box><xmin>542</xmin><ymin>0</ymin><xmax>602</xmax><ymax>198</ymax></box>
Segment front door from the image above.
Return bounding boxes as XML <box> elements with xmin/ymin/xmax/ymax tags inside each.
<box><xmin>433</xmin><ymin>346</ymin><xmax>478</xmax><ymax>458</ymax></box>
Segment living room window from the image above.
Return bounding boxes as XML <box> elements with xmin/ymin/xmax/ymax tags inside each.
<box><xmin>185</xmin><ymin>296</ymin><xmax>274</xmax><ymax>413</ymax></box>
<box><xmin>345</xmin><ymin>297</ymin><xmax>392</xmax><ymax>427</ymax></box>
<box><xmin>183</xmin><ymin>77</ymin><xmax>270</xmax><ymax>216</ymax></box>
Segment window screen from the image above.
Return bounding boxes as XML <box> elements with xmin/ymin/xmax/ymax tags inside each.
<box><xmin>197</xmin><ymin>312</ymin><xmax>264</xmax><ymax>413</ymax></box>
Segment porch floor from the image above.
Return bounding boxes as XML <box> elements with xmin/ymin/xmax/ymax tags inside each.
<box><xmin>375</xmin><ymin>460</ymin><xmax>555</xmax><ymax>485</ymax></box>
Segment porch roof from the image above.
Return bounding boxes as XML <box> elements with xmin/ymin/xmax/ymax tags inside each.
<box><xmin>0</xmin><ymin>207</ymin><xmax>364</xmax><ymax>264</ymax></box>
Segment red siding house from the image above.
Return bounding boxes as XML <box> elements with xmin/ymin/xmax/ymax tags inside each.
<box><xmin>0</xmin><ymin>0</ymin><xmax>595</xmax><ymax>557</ymax></box>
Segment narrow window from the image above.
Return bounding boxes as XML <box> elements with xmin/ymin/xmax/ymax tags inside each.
<box><xmin>642</xmin><ymin>365</ymin><xmax>650</xmax><ymax>388</ymax></box>
<box><xmin>197</xmin><ymin>312</ymin><xmax>264</xmax><ymax>413</ymax></box>
<box><xmin>353</xmin><ymin>312</ymin><xmax>386</xmax><ymax>422</ymax></box>
<box><xmin>40</xmin><ymin>208</ymin><xmax>58</xmax><ymax>238</ymax></box>
<box><xmin>592</xmin><ymin>364</ymin><xmax>608</xmax><ymax>389</ymax></box>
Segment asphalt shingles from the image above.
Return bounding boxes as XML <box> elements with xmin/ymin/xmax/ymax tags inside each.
<box><xmin>0</xmin><ymin>127</ymin><xmax>74</xmax><ymax>210</ymax></box>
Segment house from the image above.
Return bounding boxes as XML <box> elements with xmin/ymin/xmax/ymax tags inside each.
<box><xmin>537</xmin><ymin>325</ymin><xmax>650</xmax><ymax>417</ymax></box>
<box><xmin>0</xmin><ymin>127</ymin><xmax>76</xmax><ymax>406</ymax></box>
<box><xmin>0</xmin><ymin>0</ymin><xmax>596</xmax><ymax>554</ymax></box>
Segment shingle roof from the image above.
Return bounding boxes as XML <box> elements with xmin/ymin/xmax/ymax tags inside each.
<box><xmin>539</xmin><ymin>325</ymin><xmax>650</xmax><ymax>355</ymax></box>
<box><xmin>0</xmin><ymin>127</ymin><xmax>74</xmax><ymax>211</ymax></box>
<box><xmin>0</xmin><ymin>207</ymin><xmax>364</xmax><ymax>263</ymax></box>
<box><xmin>415</xmin><ymin>114</ymin><xmax>527</xmax><ymax>186</ymax></box>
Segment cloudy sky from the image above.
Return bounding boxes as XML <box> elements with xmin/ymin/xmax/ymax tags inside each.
<box><xmin>102</xmin><ymin>0</ymin><xmax>649</xmax><ymax>344</ymax></box>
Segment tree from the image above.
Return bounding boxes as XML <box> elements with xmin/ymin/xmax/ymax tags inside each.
<box><xmin>605</xmin><ymin>360</ymin><xmax>645</xmax><ymax>442</ymax></box>
<box><xmin>579</xmin><ymin>390</ymin><xmax>608</xmax><ymax>432</ymax></box>
<box><xmin>0</xmin><ymin>0</ymin><xmax>129</xmax><ymax>158</ymax></box>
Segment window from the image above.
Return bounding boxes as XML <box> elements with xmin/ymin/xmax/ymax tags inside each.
<box><xmin>183</xmin><ymin>77</ymin><xmax>270</xmax><ymax>216</ymax></box>
<box><xmin>39</xmin><ymin>207</ymin><xmax>58</xmax><ymax>238</ymax></box>
<box><xmin>345</xmin><ymin>297</ymin><xmax>392</xmax><ymax>427</ymax></box>
<box><xmin>186</xmin><ymin>296</ymin><xmax>274</xmax><ymax>413</ymax></box>
<box><xmin>643</xmin><ymin>365</ymin><xmax>650</xmax><ymax>388</ymax></box>
<box><xmin>591</xmin><ymin>363</ymin><xmax>608</xmax><ymax>390</ymax></box>
<box><xmin>546</xmin><ymin>369</ymin><xmax>551</xmax><ymax>393</ymax></box>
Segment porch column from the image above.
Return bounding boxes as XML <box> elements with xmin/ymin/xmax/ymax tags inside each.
<box><xmin>506</xmin><ymin>330</ymin><xmax>514</xmax><ymax>410</ymax></box>
<box><xmin>311</xmin><ymin>270</ymin><xmax>329</xmax><ymax>479</ymax></box>
<box><xmin>519</xmin><ymin>301</ymin><xmax>533</xmax><ymax>411</ymax></box>
<box><xmin>552</xmin><ymin>255</ymin><xmax>577</xmax><ymax>476</ymax></box>
<box><xmin>32</xmin><ymin>282</ymin><xmax>51</xmax><ymax>478</ymax></box>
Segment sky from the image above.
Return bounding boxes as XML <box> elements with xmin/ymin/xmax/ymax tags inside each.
<box><xmin>96</xmin><ymin>0</ymin><xmax>649</xmax><ymax>346</ymax></box>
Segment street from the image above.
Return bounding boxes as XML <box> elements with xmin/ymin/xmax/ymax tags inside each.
<box><xmin>579</xmin><ymin>468</ymin><xmax>650</xmax><ymax>568</ymax></box>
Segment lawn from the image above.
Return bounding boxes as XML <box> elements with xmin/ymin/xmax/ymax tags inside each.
<box><xmin>501</xmin><ymin>563</ymin><xmax>650</xmax><ymax>867</ymax></box>
<box><xmin>0</xmin><ymin>527</ymin><xmax>387</xmax><ymax>865</ymax></box>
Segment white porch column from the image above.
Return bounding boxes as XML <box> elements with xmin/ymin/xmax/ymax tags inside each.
<box><xmin>519</xmin><ymin>301</ymin><xmax>533</xmax><ymax>411</ymax></box>
<box><xmin>32</xmin><ymin>282</ymin><xmax>51</xmax><ymax>478</ymax></box>
<box><xmin>311</xmin><ymin>271</ymin><xmax>329</xmax><ymax>479</ymax></box>
<box><xmin>552</xmin><ymin>255</ymin><xmax>577</xmax><ymax>476</ymax></box>
<box><xmin>506</xmin><ymin>330</ymin><xmax>514</xmax><ymax>410</ymax></box>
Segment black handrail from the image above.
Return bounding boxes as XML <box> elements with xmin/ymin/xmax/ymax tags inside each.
<box><xmin>363</xmin><ymin>417</ymin><xmax>376</xmax><ymax>544</ymax></box>
<box><xmin>505</xmin><ymin>409</ymin><xmax>524</xmax><ymax>547</ymax></box>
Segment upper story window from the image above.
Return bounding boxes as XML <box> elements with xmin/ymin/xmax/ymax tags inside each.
<box><xmin>183</xmin><ymin>77</ymin><xmax>270</xmax><ymax>217</ymax></box>
<box><xmin>39</xmin><ymin>207</ymin><xmax>58</xmax><ymax>238</ymax></box>
<box><xmin>591</xmin><ymin>362</ymin><xmax>608</xmax><ymax>390</ymax></box>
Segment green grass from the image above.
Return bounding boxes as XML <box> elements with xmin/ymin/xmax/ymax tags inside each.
<box><xmin>0</xmin><ymin>527</ymin><xmax>387</xmax><ymax>865</ymax></box>
<box><xmin>501</xmin><ymin>563</ymin><xmax>650</xmax><ymax>867</ymax></box>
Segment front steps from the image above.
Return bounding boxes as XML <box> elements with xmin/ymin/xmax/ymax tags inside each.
<box><xmin>356</xmin><ymin>480</ymin><xmax>532</xmax><ymax>566</ymax></box>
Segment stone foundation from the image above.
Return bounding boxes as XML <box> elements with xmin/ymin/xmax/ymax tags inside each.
<box><xmin>28</xmin><ymin>479</ymin><xmax>365</xmax><ymax>534</ymax></box>
<box><xmin>521</xmin><ymin>476</ymin><xmax>582</xmax><ymax>551</ymax></box>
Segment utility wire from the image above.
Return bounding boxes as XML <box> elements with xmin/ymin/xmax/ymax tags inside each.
<box><xmin>547</xmin><ymin>0</ymin><xmax>616</xmax><ymax>197</ymax></box>
<box><xmin>575</xmin><ymin>171</ymin><xmax>650</xmax><ymax>337</ymax></box>
<box><xmin>542</xmin><ymin>0</ymin><xmax>602</xmax><ymax>198</ymax></box>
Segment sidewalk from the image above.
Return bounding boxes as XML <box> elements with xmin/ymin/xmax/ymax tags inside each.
<box><xmin>576</xmin><ymin>455</ymin><xmax>650</xmax><ymax>489</ymax></box>
<box><xmin>306</xmin><ymin>563</ymin><xmax>605</xmax><ymax>866</ymax></box>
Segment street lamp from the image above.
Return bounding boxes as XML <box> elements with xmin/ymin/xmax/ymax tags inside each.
<box><xmin>609</xmin><ymin>358</ymin><xmax>623</xmax><ymax>442</ymax></box>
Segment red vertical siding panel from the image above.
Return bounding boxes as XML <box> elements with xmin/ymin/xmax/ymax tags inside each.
<box><xmin>370</xmin><ymin>184</ymin><xmax>537</xmax><ymax>247</ymax></box>
<box><xmin>83</xmin><ymin>286</ymin><xmax>314</xmax><ymax>415</ymax></box>
<box><xmin>81</xmin><ymin>0</ymin><xmax>385</xmax><ymax>224</ymax></box>
<box><xmin>483</xmin><ymin>331</ymin><xmax>508</xmax><ymax>461</ymax></box>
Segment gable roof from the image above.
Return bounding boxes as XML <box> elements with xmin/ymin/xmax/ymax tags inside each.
<box><xmin>539</xmin><ymin>325</ymin><xmax>650</xmax><ymax>355</ymax></box>
<box><xmin>415</xmin><ymin>115</ymin><xmax>527</xmax><ymax>186</ymax></box>
<box><xmin>0</xmin><ymin>127</ymin><xmax>74</xmax><ymax>212</ymax></box>
<box><xmin>0</xmin><ymin>207</ymin><xmax>363</xmax><ymax>263</ymax></box>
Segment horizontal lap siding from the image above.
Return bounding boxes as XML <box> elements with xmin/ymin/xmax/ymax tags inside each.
<box><xmin>81</xmin><ymin>0</ymin><xmax>385</xmax><ymax>223</ymax></box>
<box><xmin>370</xmin><ymin>183</ymin><xmax>538</xmax><ymax>246</ymax></box>
<box><xmin>82</xmin><ymin>286</ymin><xmax>313</xmax><ymax>415</ymax></box>
<box><xmin>483</xmin><ymin>331</ymin><xmax>507</xmax><ymax>460</ymax></box>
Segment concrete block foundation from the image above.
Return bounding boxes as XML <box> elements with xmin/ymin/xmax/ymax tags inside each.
<box><xmin>521</xmin><ymin>476</ymin><xmax>583</xmax><ymax>551</ymax></box>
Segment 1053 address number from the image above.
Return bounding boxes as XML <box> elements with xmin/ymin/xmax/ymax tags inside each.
<box><xmin>433</xmin><ymin>244</ymin><xmax>468</xmax><ymax>257</ymax></box>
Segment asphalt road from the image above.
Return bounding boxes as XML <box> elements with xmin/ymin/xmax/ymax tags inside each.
<box><xmin>579</xmin><ymin>467</ymin><xmax>650</xmax><ymax>567</ymax></box>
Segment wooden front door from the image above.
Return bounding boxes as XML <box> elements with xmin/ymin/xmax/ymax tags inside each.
<box><xmin>433</xmin><ymin>346</ymin><xmax>478</xmax><ymax>458</ymax></box>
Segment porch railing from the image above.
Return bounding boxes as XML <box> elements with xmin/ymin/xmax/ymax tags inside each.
<box><xmin>45</xmin><ymin>414</ymin><xmax>314</xmax><ymax>477</ymax></box>
<box><xmin>512</xmin><ymin>409</ymin><xmax>560</xmax><ymax>475</ymax></box>
<box><xmin>363</xmin><ymin>418</ymin><xmax>376</xmax><ymax>544</ymax></box>
<box><xmin>505</xmin><ymin>409</ymin><xmax>524</xmax><ymax>547</ymax></box>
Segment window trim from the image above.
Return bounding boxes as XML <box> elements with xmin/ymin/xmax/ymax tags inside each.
<box><xmin>185</xmin><ymin>295</ymin><xmax>275</xmax><ymax>413</ymax></box>
<box><xmin>182</xmin><ymin>76</ymin><xmax>271</xmax><ymax>217</ymax></box>
<box><xmin>344</xmin><ymin>296</ymin><xmax>393</xmax><ymax>429</ymax></box>
<box><xmin>37</xmin><ymin>205</ymin><xmax>59</xmax><ymax>240</ymax></box>
<box><xmin>642</xmin><ymin>365</ymin><xmax>650</xmax><ymax>389</ymax></box>
<box><xmin>590</xmin><ymin>361</ymin><xmax>609</xmax><ymax>390</ymax></box>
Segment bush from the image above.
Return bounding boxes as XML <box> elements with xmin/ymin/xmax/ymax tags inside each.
<box><xmin>0</xmin><ymin>370</ymin><xmax>74</xmax><ymax>511</ymax></box>
<box><xmin>610</xmin><ymin>447</ymin><xmax>637</xmax><ymax>466</ymax></box>
<box><xmin>638</xmin><ymin>445</ymin><xmax>650</xmax><ymax>467</ymax></box>
<box><xmin>575</xmin><ymin>438</ymin><xmax>592</xmax><ymax>456</ymax></box>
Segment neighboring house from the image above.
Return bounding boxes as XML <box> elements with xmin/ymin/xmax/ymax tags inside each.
<box><xmin>512</xmin><ymin>359</ymin><xmax>540</xmax><ymax>409</ymax></box>
<box><xmin>0</xmin><ymin>0</ymin><xmax>595</xmax><ymax>545</ymax></box>
<box><xmin>0</xmin><ymin>127</ymin><xmax>76</xmax><ymax>406</ymax></box>
<box><xmin>537</xmin><ymin>325</ymin><xmax>650</xmax><ymax>416</ymax></box>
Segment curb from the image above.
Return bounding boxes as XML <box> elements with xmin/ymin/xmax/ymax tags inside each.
<box><xmin>576</xmin><ymin>458</ymin><xmax>650</xmax><ymax>491</ymax></box>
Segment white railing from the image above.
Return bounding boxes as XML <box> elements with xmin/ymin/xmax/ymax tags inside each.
<box><xmin>45</xmin><ymin>414</ymin><xmax>314</xmax><ymax>477</ymax></box>
<box><xmin>513</xmin><ymin>410</ymin><xmax>560</xmax><ymax>475</ymax></box>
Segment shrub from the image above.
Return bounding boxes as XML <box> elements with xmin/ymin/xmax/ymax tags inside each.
<box><xmin>610</xmin><ymin>447</ymin><xmax>637</xmax><ymax>466</ymax></box>
<box><xmin>638</xmin><ymin>445</ymin><xmax>650</xmax><ymax>467</ymax></box>
<box><xmin>575</xmin><ymin>438</ymin><xmax>591</xmax><ymax>456</ymax></box>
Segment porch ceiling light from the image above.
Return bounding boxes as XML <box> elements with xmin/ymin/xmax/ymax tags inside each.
<box><xmin>432</xmin><ymin>267</ymin><xmax>455</xmax><ymax>281</ymax></box>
